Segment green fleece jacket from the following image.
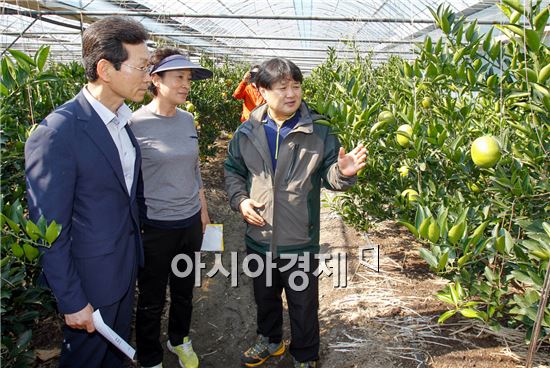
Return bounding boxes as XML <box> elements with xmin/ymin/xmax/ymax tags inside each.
<box><xmin>224</xmin><ymin>102</ymin><xmax>357</xmax><ymax>256</ymax></box>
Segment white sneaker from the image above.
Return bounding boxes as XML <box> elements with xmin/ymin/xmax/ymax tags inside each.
<box><xmin>167</xmin><ymin>336</ymin><xmax>199</xmax><ymax>368</ymax></box>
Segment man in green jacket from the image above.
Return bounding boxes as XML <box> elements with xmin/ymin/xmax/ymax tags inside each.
<box><xmin>224</xmin><ymin>58</ymin><xmax>366</xmax><ymax>368</ymax></box>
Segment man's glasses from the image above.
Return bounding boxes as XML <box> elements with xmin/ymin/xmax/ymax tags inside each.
<box><xmin>121</xmin><ymin>63</ymin><xmax>154</xmax><ymax>75</ymax></box>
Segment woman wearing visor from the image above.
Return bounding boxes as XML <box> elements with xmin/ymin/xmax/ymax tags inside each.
<box><xmin>129</xmin><ymin>48</ymin><xmax>212</xmax><ymax>368</ymax></box>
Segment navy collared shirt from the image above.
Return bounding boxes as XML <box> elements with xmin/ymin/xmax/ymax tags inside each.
<box><xmin>263</xmin><ymin>110</ymin><xmax>301</xmax><ymax>171</ymax></box>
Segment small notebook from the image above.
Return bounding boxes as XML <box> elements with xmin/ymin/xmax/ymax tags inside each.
<box><xmin>201</xmin><ymin>224</ymin><xmax>224</xmax><ymax>251</ymax></box>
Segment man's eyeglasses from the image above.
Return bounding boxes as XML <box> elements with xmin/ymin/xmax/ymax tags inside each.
<box><xmin>121</xmin><ymin>63</ymin><xmax>154</xmax><ymax>75</ymax></box>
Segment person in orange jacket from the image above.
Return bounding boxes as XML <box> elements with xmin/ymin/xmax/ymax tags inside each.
<box><xmin>233</xmin><ymin>65</ymin><xmax>266</xmax><ymax>123</ymax></box>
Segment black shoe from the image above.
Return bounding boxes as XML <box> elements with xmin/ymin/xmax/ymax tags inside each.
<box><xmin>241</xmin><ymin>335</ymin><xmax>286</xmax><ymax>367</ymax></box>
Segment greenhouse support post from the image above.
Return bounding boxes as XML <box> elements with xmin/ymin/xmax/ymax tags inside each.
<box><xmin>525</xmin><ymin>260</ymin><xmax>550</xmax><ymax>368</ymax></box>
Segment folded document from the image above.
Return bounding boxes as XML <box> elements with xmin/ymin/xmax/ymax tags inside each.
<box><xmin>201</xmin><ymin>224</ymin><xmax>224</xmax><ymax>251</ymax></box>
<box><xmin>92</xmin><ymin>310</ymin><xmax>135</xmax><ymax>360</ymax></box>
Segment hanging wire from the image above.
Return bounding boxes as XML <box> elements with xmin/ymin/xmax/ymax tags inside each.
<box><xmin>410</xmin><ymin>0</ymin><xmax>417</xmax><ymax>115</ymax></box>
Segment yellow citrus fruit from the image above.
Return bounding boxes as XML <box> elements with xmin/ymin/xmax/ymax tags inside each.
<box><xmin>401</xmin><ymin>188</ymin><xmax>419</xmax><ymax>202</ymax></box>
<box><xmin>378</xmin><ymin>111</ymin><xmax>396</xmax><ymax>124</ymax></box>
<box><xmin>186</xmin><ymin>102</ymin><xmax>196</xmax><ymax>113</ymax></box>
<box><xmin>396</xmin><ymin>124</ymin><xmax>413</xmax><ymax>147</ymax></box>
<box><xmin>471</xmin><ymin>136</ymin><xmax>501</xmax><ymax>168</ymax></box>
<box><xmin>421</xmin><ymin>96</ymin><xmax>432</xmax><ymax>109</ymax></box>
<box><xmin>468</xmin><ymin>182</ymin><xmax>482</xmax><ymax>193</ymax></box>
<box><xmin>398</xmin><ymin>165</ymin><xmax>409</xmax><ymax>177</ymax></box>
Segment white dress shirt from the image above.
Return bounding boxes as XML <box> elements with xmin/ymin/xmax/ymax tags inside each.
<box><xmin>82</xmin><ymin>86</ymin><xmax>136</xmax><ymax>194</ymax></box>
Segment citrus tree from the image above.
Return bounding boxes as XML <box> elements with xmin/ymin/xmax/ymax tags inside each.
<box><xmin>0</xmin><ymin>46</ymin><xmax>70</xmax><ymax>366</ymax></box>
<box><xmin>306</xmin><ymin>1</ymin><xmax>549</xmax><ymax>339</ymax></box>
<box><xmin>186</xmin><ymin>55</ymin><xmax>247</xmax><ymax>158</ymax></box>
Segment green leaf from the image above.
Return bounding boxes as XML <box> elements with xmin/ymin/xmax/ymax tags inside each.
<box><xmin>483</xmin><ymin>28</ymin><xmax>494</xmax><ymax>52</ymax></box>
<box><xmin>465</xmin><ymin>20</ymin><xmax>477</xmax><ymax>41</ymax></box>
<box><xmin>45</xmin><ymin>220</ymin><xmax>61</xmax><ymax>245</ymax></box>
<box><xmin>438</xmin><ymin>309</ymin><xmax>457</xmax><ymax>323</ymax></box>
<box><xmin>450</xmin><ymin>283</ymin><xmax>459</xmax><ymax>305</ymax></box>
<box><xmin>504</xmin><ymin>229</ymin><xmax>515</xmax><ymax>254</ymax></box>
<box><xmin>7</xmin><ymin>49</ymin><xmax>36</xmax><ymax>67</ymax></box>
<box><xmin>11</xmin><ymin>243</ymin><xmax>24</xmax><ymax>258</ymax></box>
<box><xmin>484</xmin><ymin>266</ymin><xmax>495</xmax><ymax>283</ymax></box>
<box><xmin>398</xmin><ymin>221</ymin><xmax>419</xmax><ymax>238</ymax></box>
<box><xmin>334</xmin><ymin>82</ymin><xmax>347</xmax><ymax>95</ymax></box>
<box><xmin>436</xmin><ymin>292</ymin><xmax>455</xmax><ymax>305</ymax></box>
<box><xmin>1</xmin><ymin>213</ymin><xmax>20</xmax><ymax>233</ymax></box>
<box><xmin>509</xmin><ymin>10</ymin><xmax>521</xmax><ymax>24</ymax></box>
<box><xmin>441</xmin><ymin>14</ymin><xmax>451</xmax><ymax>34</ymax></box>
<box><xmin>23</xmin><ymin>243</ymin><xmax>40</xmax><ymax>262</ymax></box>
<box><xmin>460</xmin><ymin>308</ymin><xmax>486</xmax><ymax>321</ymax></box>
<box><xmin>502</xmin><ymin>0</ymin><xmax>525</xmax><ymax>14</ymax></box>
<box><xmin>34</xmin><ymin>45</ymin><xmax>50</xmax><ymax>71</ymax></box>
<box><xmin>419</xmin><ymin>248</ymin><xmax>438</xmax><ymax>269</ymax></box>
<box><xmin>437</xmin><ymin>251</ymin><xmax>449</xmax><ymax>271</ymax></box>
<box><xmin>534</xmin><ymin>7</ymin><xmax>549</xmax><ymax>32</ymax></box>
<box><xmin>25</xmin><ymin>221</ymin><xmax>42</xmax><ymax>241</ymax></box>
<box><xmin>470</xmin><ymin>221</ymin><xmax>489</xmax><ymax>246</ymax></box>
<box><xmin>511</xmin><ymin>270</ymin><xmax>535</xmax><ymax>285</ymax></box>
<box><xmin>525</xmin><ymin>29</ymin><xmax>541</xmax><ymax>51</ymax></box>
<box><xmin>497</xmin><ymin>3</ymin><xmax>512</xmax><ymax>18</ymax></box>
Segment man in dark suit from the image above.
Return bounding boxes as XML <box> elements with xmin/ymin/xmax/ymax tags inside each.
<box><xmin>25</xmin><ymin>17</ymin><xmax>151</xmax><ymax>367</ymax></box>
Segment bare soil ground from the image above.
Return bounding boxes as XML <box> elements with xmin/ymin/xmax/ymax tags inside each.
<box><xmin>32</xmin><ymin>138</ymin><xmax>550</xmax><ymax>368</ymax></box>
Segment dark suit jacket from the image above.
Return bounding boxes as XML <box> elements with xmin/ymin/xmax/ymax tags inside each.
<box><xmin>25</xmin><ymin>90</ymin><xmax>143</xmax><ymax>314</ymax></box>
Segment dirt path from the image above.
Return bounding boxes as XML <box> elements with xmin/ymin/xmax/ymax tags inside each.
<box><xmin>33</xmin><ymin>138</ymin><xmax>550</xmax><ymax>368</ymax></box>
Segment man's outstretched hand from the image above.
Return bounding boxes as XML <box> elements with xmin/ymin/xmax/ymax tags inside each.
<box><xmin>337</xmin><ymin>143</ymin><xmax>367</xmax><ymax>177</ymax></box>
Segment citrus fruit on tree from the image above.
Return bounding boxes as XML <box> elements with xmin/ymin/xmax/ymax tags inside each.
<box><xmin>378</xmin><ymin>110</ymin><xmax>396</xmax><ymax>124</ymax></box>
<box><xmin>467</xmin><ymin>182</ymin><xmax>482</xmax><ymax>193</ymax></box>
<box><xmin>398</xmin><ymin>165</ymin><xmax>409</xmax><ymax>177</ymax></box>
<box><xmin>401</xmin><ymin>188</ymin><xmax>419</xmax><ymax>202</ymax></box>
<box><xmin>396</xmin><ymin>124</ymin><xmax>413</xmax><ymax>147</ymax></box>
<box><xmin>421</xmin><ymin>96</ymin><xmax>432</xmax><ymax>109</ymax></box>
<box><xmin>185</xmin><ymin>101</ymin><xmax>196</xmax><ymax>113</ymax></box>
<box><xmin>470</xmin><ymin>136</ymin><xmax>501</xmax><ymax>168</ymax></box>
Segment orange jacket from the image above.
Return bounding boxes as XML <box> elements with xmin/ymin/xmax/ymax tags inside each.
<box><xmin>232</xmin><ymin>81</ymin><xmax>265</xmax><ymax>123</ymax></box>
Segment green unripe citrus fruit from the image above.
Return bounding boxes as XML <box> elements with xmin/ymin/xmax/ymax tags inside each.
<box><xmin>471</xmin><ymin>136</ymin><xmax>501</xmax><ymax>168</ymax></box>
<box><xmin>401</xmin><ymin>188</ymin><xmax>419</xmax><ymax>202</ymax></box>
<box><xmin>421</xmin><ymin>96</ymin><xmax>432</xmax><ymax>109</ymax></box>
<box><xmin>378</xmin><ymin>111</ymin><xmax>396</xmax><ymax>124</ymax></box>
<box><xmin>396</xmin><ymin>124</ymin><xmax>413</xmax><ymax>147</ymax></box>
<box><xmin>185</xmin><ymin>101</ymin><xmax>196</xmax><ymax>113</ymax></box>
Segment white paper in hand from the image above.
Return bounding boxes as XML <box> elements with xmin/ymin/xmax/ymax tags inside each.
<box><xmin>201</xmin><ymin>224</ymin><xmax>224</xmax><ymax>251</ymax></box>
<box><xmin>92</xmin><ymin>309</ymin><xmax>135</xmax><ymax>360</ymax></box>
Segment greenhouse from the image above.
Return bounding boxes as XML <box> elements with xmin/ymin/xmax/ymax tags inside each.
<box><xmin>1</xmin><ymin>1</ymin><xmax>549</xmax><ymax>367</ymax></box>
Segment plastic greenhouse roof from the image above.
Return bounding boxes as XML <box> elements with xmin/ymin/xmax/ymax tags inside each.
<box><xmin>1</xmin><ymin>0</ymin><xmax>549</xmax><ymax>72</ymax></box>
